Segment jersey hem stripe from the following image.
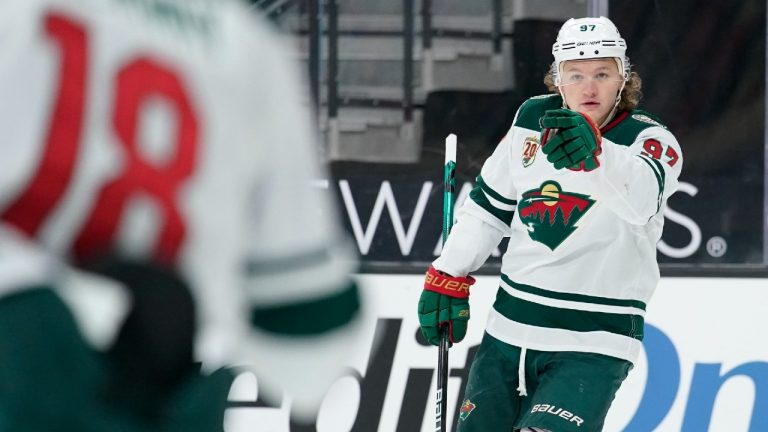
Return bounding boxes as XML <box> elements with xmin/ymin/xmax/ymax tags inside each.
<box><xmin>485</xmin><ymin>312</ymin><xmax>642</xmax><ymax>364</ymax></box>
<box><xmin>493</xmin><ymin>287</ymin><xmax>644</xmax><ymax>339</ymax></box>
<box><xmin>500</xmin><ymin>274</ymin><xmax>647</xmax><ymax>310</ymax></box>
<box><xmin>499</xmin><ymin>278</ymin><xmax>646</xmax><ymax>316</ymax></box>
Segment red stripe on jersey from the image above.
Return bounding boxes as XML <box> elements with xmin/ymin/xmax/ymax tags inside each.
<box><xmin>600</xmin><ymin>110</ymin><xmax>629</xmax><ymax>134</ymax></box>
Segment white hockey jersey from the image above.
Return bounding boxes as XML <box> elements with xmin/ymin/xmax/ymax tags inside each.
<box><xmin>435</xmin><ymin>94</ymin><xmax>683</xmax><ymax>364</ymax></box>
<box><xmin>0</xmin><ymin>0</ymin><xmax>360</xmax><ymax>416</ymax></box>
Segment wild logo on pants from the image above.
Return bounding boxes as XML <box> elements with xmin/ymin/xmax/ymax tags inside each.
<box><xmin>459</xmin><ymin>399</ymin><xmax>476</xmax><ymax>421</ymax></box>
<box><xmin>530</xmin><ymin>404</ymin><xmax>585</xmax><ymax>427</ymax></box>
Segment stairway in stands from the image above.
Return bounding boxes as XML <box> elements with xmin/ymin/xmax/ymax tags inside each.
<box><xmin>255</xmin><ymin>0</ymin><xmax>588</xmax><ymax>163</ymax></box>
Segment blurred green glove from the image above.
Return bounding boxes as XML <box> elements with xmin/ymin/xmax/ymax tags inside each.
<box><xmin>540</xmin><ymin>109</ymin><xmax>602</xmax><ymax>171</ymax></box>
<box><xmin>417</xmin><ymin>266</ymin><xmax>474</xmax><ymax>345</ymax></box>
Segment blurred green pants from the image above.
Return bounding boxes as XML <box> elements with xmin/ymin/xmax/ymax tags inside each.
<box><xmin>0</xmin><ymin>287</ymin><xmax>233</xmax><ymax>432</ymax></box>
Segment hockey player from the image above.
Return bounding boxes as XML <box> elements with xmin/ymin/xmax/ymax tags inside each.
<box><xmin>0</xmin><ymin>0</ymin><xmax>362</xmax><ymax>429</ymax></box>
<box><xmin>418</xmin><ymin>16</ymin><xmax>683</xmax><ymax>432</ymax></box>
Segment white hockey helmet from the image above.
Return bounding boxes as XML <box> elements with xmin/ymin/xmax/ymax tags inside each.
<box><xmin>551</xmin><ymin>16</ymin><xmax>628</xmax><ymax>85</ymax></box>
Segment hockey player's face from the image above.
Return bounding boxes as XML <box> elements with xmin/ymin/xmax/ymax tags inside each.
<box><xmin>559</xmin><ymin>59</ymin><xmax>624</xmax><ymax>125</ymax></box>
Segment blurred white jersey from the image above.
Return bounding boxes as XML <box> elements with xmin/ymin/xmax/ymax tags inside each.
<box><xmin>0</xmin><ymin>0</ymin><xmax>359</xmax><ymax>416</ymax></box>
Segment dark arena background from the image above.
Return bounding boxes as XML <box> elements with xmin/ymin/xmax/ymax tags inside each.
<box><xmin>324</xmin><ymin>1</ymin><xmax>766</xmax><ymax>276</ymax></box>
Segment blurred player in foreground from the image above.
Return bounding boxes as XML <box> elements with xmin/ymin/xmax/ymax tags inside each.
<box><xmin>418</xmin><ymin>16</ymin><xmax>683</xmax><ymax>431</ymax></box>
<box><xmin>0</xmin><ymin>0</ymin><xmax>362</xmax><ymax>430</ymax></box>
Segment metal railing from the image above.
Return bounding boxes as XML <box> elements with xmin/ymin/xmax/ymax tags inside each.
<box><xmin>307</xmin><ymin>0</ymin><xmax>322</xmax><ymax>114</ymax></box>
<box><xmin>403</xmin><ymin>0</ymin><xmax>414</xmax><ymax>122</ymax></box>
<box><xmin>317</xmin><ymin>0</ymin><xmax>511</xmax><ymax>117</ymax></box>
<box><xmin>326</xmin><ymin>0</ymin><xmax>339</xmax><ymax>121</ymax></box>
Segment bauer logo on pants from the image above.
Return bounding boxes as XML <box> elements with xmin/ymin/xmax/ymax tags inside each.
<box><xmin>518</xmin><ymin>181</ymin><xmax>594</xmax><ymax>250</ymax></box>
<box><xmin>530</xmin><ymin>404</ymin><xmax>585</xmax><ymax>427</ymax></box>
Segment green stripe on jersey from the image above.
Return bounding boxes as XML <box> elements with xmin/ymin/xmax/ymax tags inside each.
<box><xmin>637</xmin><ymin>156</ymin><xmax>665</xmax><ymax>212</ymax></box>
<box><xmin>245</xmin><ymin>247</ymin><xmax>332</xmax><ymax>276</ymax></box>
<box><xmin>250</xmin><ymin>280</ymin><xmax>360</xmax><ymax>336</ymax></box>
<box><xmin>493</xmin><ymin>288</ymin><xmax>645</xmax><ymax>340</ymax></box>
<box><xmin>476</xmin><ymin>176</ymin><xmax>517</xmax><ymax>205</ymax></box>
<box><xmin>469</xmin><ymin>177</ymin><xmax>516</xmax><ymax>226</ymax></box>
<box><xmin>501</xmin><ymin>275</ymin><xmax>647</xmax><ymax>310</ymax></box>
<box><xmin>602</xmin><ymin>110</ymin><xmax>669</xmax><ymax>146</ymax></box>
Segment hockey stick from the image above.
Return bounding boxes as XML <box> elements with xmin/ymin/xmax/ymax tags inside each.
<box><xmin>435</xmin><ymin>133</ymin><xmax>457</xmax><ymax>432</ymax></box>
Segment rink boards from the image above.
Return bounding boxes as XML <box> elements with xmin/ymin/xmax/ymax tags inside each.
<box><xmin>225</xmin><ymin>275</ymin><xmax>768</xmax><ymax>432</ymax></box>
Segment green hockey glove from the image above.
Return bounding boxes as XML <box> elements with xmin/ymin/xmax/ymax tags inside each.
<box><xmin>417</xmin><ymin>266</ymin><xmax>475</xmax><ymax>346</ymax></box>
<box><xmin>540</xmin><ymin>109</ymin><xmax>602</xmax><ymax>171</ymax></box>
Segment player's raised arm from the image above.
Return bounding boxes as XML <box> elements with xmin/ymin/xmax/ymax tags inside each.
<box><xmin>539</xmin><ymin>108</ymin><xmax>683</xmax><ymax>225</ymax></box>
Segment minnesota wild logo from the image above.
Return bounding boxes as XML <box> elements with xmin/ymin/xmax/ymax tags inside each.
<box><xmin>459</xmin><ymin>399</ymin><xmax>476</xmax><ymax>421</ymax></box>
<box><xmin>522</xmin><ymin>135</ymin><xmax>540</xmax><ymax>167</ymax></box>
<box><xmin>518</xmin><ymin>181</ymin><xmax>595</xmax><ymax>250</ymax></box>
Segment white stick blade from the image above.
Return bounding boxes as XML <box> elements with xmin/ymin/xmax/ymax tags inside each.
<box><xmin>445</xmin><ymin>134</ymin><xmax>457</xmax><ymax>164</ymax></box>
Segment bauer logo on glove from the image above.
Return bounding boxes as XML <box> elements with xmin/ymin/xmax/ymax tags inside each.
<box><xmin>417</xmin><ymin>266</ymin><xmax>475</xmax><ymax>345</ymax></box>
<box><xmin>424</xmin><ymin>268</ymin><xmax>472</xmax><ymax>297</ymax></box>
<box><xmin>540</xmin><ymin>109</ymin><xmax>603</xmax><ymax>171</ymax></box>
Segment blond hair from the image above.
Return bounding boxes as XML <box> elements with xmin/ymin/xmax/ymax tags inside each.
<box><xmin>543</xmin><ymin>66</ymin><xmax>643</xmax><ymax>112</ymax></box>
